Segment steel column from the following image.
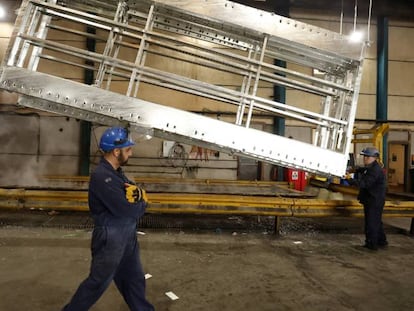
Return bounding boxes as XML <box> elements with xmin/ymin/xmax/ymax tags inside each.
<box><xmin>376</xmin><ymin>16</ymin><xmax>389</xmax><ymax>161</ymax></box>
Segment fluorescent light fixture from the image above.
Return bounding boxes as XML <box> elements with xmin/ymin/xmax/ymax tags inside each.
<box><xmin>0</xmin><ymin>6</ymin><xmax>6</xmax><ymax>19</ymax></box>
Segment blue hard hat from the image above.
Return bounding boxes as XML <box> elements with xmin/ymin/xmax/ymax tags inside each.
<box><xmin>99</xmin><ymin>127</ymin><xmax>135</xmax><ymax>152</ymax></box>
<box><xmin>360</xmin><ymin>147</ymin><xmax>380</xmax><ymax>157</ymax></box>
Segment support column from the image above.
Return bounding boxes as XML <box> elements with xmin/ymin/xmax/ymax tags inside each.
<box><xmin>376</xmin><ymin>16</ymin><xmax>388</xmax><ymax>162</ymax></box>
<box><xmin>273</xmin><ymin>1</ymin><xmax>289</xmax><ymax>182</ymax></box>
<box><xmin>274</xmin><ymin>216</ymin><xmax>281</xmax><ymax>236</ymax></box>
<box><xmin>79</xmin><ymin>26</ymin><xmax>96</xmax><ymax>175</ymax></box>
<box><xmin>272</xmin><ymin>1</ymin><xmax>289</xmax><ymax>235</ymax></box>
<box><xmin>273</xmin><ymin>59</ymin><xmax>286</xmax><ymax>182</ymax></box>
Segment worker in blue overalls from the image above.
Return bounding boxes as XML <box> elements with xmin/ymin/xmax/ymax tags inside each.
<box><xmin>62</xmin><ymin>127</ymin><xmax>154</xmax><ymax>311</ymax></box>
<box><xmin>348</xmin><ymin>147</ymin><xmax>388</xmax><ymax>251</ymax></box>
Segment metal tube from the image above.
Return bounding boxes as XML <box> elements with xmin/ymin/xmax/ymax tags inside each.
<box><xmin>127</xmin><ymin>4</ymin><xmax>155</xmax><ymax>97</ymax></box>
<box><xmin>245</xmin><ymin>35</ymin><xmax>268</xmax><ymax>128</ymax></box>
<box><xmin>27</xmin><ymin>0</ymin><xmax>56</xmax><ymax>71</ymax></box>
<box><xmin>16</xmin><ymin>3</ymin><xmax>41</xmax><ymax>67</ymax></box>
<box><xmin>236</xmin><ymin>47</ymin><xmax>258</xmax><ymax>125</ymax></box>
<box><xmin>18</xmin><ymin>34</ymin><xmax>349</xmax><ymax>129</ymax></box>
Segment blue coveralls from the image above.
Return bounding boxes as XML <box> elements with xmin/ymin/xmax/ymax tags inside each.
<box><xmin>355</xmin><ymin>160</ymin><xmax>387</xmax><ymax>249</ymax></box>
<box><xmin>63</xmin><ymin>158</ymin><xmax>154</xmax><ymax>311</ymax></box>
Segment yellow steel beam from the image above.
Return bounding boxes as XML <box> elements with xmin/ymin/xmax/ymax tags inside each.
<box><xmin>37</xmin><ymin>176</ymin><xmax>299</xmax><ymax>196</ymax></box>
<box><xmin>1</xmin><ymin>188</ymin><xmax>414</xmax><ymax>218</ymax></box>
<box><xmin>41</xmin><ymin>175</ymin><xmax>289</xmax><ymax>187</ymax></box>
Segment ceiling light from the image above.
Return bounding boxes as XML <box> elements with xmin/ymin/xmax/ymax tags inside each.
<box><xmin>0</xmin><ymin>6</ymin><xmax>6</xmax><ymax>19</ymax></box>
<box><xmin>349</xmin><ymin>30</ymin><xmax>363</xmax><ymax>43</ymax></box>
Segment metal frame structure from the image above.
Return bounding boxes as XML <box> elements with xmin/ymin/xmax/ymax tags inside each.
<box><xmin>0</xmin><ymin>0</ymin><xmax>366</xmax><ymax>176</ymax></box>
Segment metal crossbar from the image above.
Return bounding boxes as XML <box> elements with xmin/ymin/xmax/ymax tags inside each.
<box><xmin>0</xmin><ymin>0</ymin><xmax>366</xmax><ymax>176</ymax></box>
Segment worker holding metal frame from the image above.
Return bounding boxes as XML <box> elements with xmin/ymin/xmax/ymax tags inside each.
<box><xmin>348</xmin><ymin>147</ymin><xmax>388</xmax><ymax>251</ymax></box>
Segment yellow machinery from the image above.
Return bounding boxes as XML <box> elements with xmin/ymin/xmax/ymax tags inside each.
<box><xmin>312</xmin><ymin>123</ymin><xmax>390</xmax><ymax>184</ymax></box>
<box><xmin>352</xmin><ymin>123</ymin><xmax>389</xmax><ymax>165</ymax></box>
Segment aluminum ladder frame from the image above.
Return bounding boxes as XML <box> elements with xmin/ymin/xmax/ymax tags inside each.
<box><xmin>0</xmin><ymin>0</ymin><xmax>366</xmax><ymax>176</ymax></box>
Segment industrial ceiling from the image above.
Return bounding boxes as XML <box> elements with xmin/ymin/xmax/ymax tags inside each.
<box><xmin>235</xmin><ymin>0</ymin><xmax>414</xmax><ymax>21</ymax></box>
<box><xmin>1</xmin><ymin>0</ymin><xmax>414</xmax><ymax>22</ymax></box>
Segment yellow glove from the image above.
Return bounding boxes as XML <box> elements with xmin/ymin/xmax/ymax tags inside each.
<box><xmin>344</xmin><ymin>173</ymin><xmax>354</xmax><ymax>180</ymax></box>
<box><xmin>125</xmin><ymin>184</ymin><xmax>147</xmax><ymax>203</ymax></box>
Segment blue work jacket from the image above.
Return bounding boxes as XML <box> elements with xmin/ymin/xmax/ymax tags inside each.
<box><xmin>355</xmin><ymin>160</ymin><xmax>386</xmax><ymax>207</ymax></box>
<box><xmin>88</xmin><ymin>157</ymin><xmax>147</xmax><ymax>226</ymax></box>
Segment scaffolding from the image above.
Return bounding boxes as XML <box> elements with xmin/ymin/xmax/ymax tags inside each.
<box><xmin>0</xmin><ymin>0</ymin><xmax>366</xmax><ymax>176</ymax></box>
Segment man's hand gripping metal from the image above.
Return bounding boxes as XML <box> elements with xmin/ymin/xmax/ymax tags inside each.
<box><xmin>125</xmin><ymin>183</ymin><xmax>148</xmax><ymax>203</ymax></box>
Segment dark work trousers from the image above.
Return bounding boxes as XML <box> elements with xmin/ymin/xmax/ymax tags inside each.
<box><xmin>363</xmin><ymin>202</ymin><xmax>387</xmax><ymax>247</ymax></box>
<box><xmin>63</xmin><ymin>224</ymin><xmax>154</xmax><ymax>311</ymax></box>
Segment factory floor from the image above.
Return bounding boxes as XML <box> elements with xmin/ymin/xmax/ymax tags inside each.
<box><xmin>0</xmin><ymin>211</ymin><xmax>413</xmax><ymax>311</ymax></box>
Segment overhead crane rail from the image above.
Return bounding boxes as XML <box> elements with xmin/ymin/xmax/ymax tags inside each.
<box><xmin>0</xmin><ymin>0</ymin><xmax>366</xmax><ymax>176</ymax></box>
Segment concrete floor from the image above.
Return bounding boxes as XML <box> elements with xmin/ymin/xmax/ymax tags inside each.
<box><xmin>0</xmin><ymin>214</ymin><xmax>413</xmax><ymax>311</ymax></box>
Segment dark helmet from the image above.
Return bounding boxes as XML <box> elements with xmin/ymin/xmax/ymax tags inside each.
<box><xmin>360</xmin><ymin>147</ymin><xmax>380</xmax><ymax>158</ymax></box>
<box><xmin>99</xmin><ymin>127</ymin><xmax>135</xmax><ymax>152</ymax></box>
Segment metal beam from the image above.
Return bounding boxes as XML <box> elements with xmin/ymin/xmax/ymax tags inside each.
<box><xmin>1</xmin><ymin>188</ymin><xmax>414</xmax><ymax>218</ymax></box>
